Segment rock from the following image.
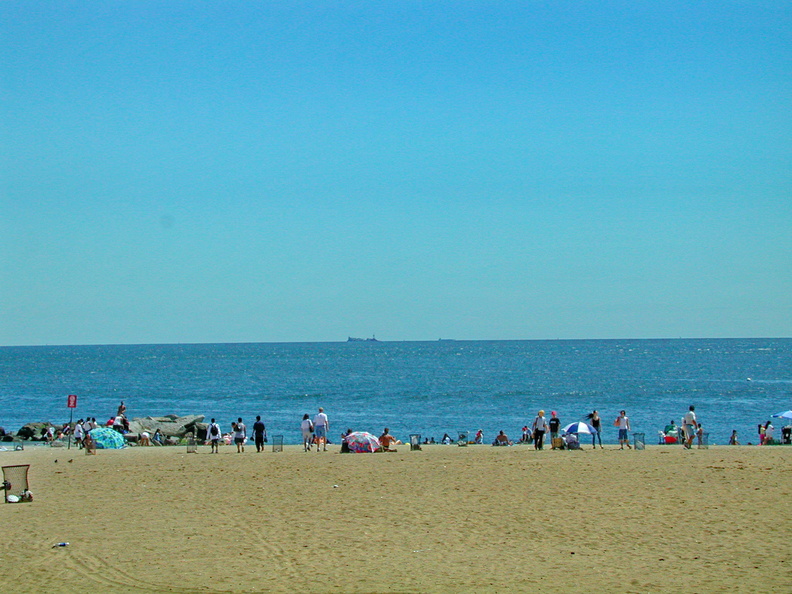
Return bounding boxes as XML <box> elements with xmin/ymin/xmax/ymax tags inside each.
<box><xmin>17</xmin><ymin>422</ymin><xmax>54</xmax><ymax>441</ymax></box>
<box><xmin>126</xmin><ymin>415</ymin><xmax>205</xmax><ymax>439</ymax></box>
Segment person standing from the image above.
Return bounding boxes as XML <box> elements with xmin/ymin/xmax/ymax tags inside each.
<box><xmin>233</xmin><ymin>418</ymin><xmax>246</xmax><ymax>453</ymax></box>
<box><xmin>548</xmin><ymin>411</ymin><xmax>561</xmax><ymax>449</ymax></box>
<box><xmin>253</xmin><ymin>415</ymin><xmax>267</xmax><ymax>453</ymax></box>
<box><xmin>300</xmin><ymin>414</ymin><xmax>314</xmax><ymax>451</ymax></box>
<box><xmin>588</xmin><ymin>410</ymin><xmax>603</xmax><ymax>449</ymax></box>
<box><xmin>532</xmin><ymin>410</ymin><xmax>548</xmax><ymax>450</ymax></box>
<box><xmin>615</xmin><ymin>410</ymin><xmax>631</xmax><ymax>449</ymax></box>
<box><xmin>313</xmin><ymin>408</ymin><xmax>329</xmax><ymax>452</ymax></box>
<box><xmin>682</xmin><ymin>406</ymin><xmax>698</xmax><ymax>449</ymax></box>
<box><xmin>207</xmin><ymin>418</ymin><xmax>221</xmax><ymax>453</ymax></box>
<box><xmin>73</xmin><ymin>419</ymin><xmax>85</xmax><ymax>449</ymax></box>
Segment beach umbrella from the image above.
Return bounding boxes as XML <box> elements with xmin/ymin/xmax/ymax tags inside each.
<box><xmin>344</xmin><ymin>431</ymin><xmax>380</xmax><ymax>453</ymax></box>
<box><xmin>562</xmin><ymin>422</ymin><xmax>597</xmax><ymax>434</ymax></box>
<box><xmin>90</xmin><ymin>427</ymin><xmax>126</xmax><ymax>449</ymax></box>
<box><xmin>771</xmin><ymin>410</ymin><xmax>792</xmax><ymax>420</ymax></box>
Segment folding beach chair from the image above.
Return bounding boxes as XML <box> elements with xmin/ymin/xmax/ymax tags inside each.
<box><xmin>2</xmin><ymin>464</ymin><xmax>31</xmax><ymax>503</ymax></box>
<box><xmin>409</xmin><ymin>434</ymin><xmax>422</xmax><ymax>451</ymax></box>
<box><xmin>271</xmin><ymin>435</ymin><xmax>283</xmax><ymax>453</ymax></box>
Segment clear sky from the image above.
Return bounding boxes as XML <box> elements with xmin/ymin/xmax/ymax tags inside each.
<box><xmin>2</xmin><ymin>1</ymin><xmax>790</xmax><ymax>345</ymax></box>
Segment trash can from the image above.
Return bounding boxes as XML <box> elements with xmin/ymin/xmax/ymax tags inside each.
<box><xmin>271</xmin><ymin>435</ymin><xmax>284</xmax><ymax>453</ymax></box>
<box><xmin>632</xmin><ymin>433</ymin><xmax>645</xmax><ymax>450</ymax></box>
<box><xmin>409</xmin><ymin>434</ymin><xmax>422</xmax><ymax>451</ymax></box>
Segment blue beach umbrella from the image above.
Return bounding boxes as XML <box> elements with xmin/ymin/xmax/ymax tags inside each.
<box><xmin>562</xmin><ymin>422</ymin><xmax>597</xmax><ymax>434</ymax></box>
<box><xmin>90</xmin><ymin>427</ymin><xmax>126</xmax><ymax>449</ymax></box>
<box><xmin>771</xmin><ymin>410</ymin><xmax>792</xmax><ymax>420</ymax></box>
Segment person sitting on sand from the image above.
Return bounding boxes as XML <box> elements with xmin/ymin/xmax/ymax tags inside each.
<box><xmin>475</xmin><ymin>429</ymin><xmax>484</xmax><ymax>444</ymax></box>
<box><xmin>493</xmin><ymin>430</ymin><xmax>512</xmax><ymax>446</ymax></box>
<box><xmin>340</xmin><ymin>428</ymin><xmax>353</xmax><ymax>453</ymax></box>
<box><xmin>441</xmin><ymin>433</ymin><xmax>452</xmax><ymax>445</ymax></box>
<box><xmin>728</xmin><ymin>430</ymin><xmax>739</xmax><ymax>445</ymax></box>
<box><xmin>664</xmin><ymin>420</ymin><xmax>678</xmax><ymax>437</ymax></box>
<box><xmin>379</xmin><ymin>428</ymin><xmax>398</xmax><ymax>451</ymax></box>
<box><xmin>153</xmin><ymin>428</ymin><xmax>163</xmax><ymax>446</ymax></box>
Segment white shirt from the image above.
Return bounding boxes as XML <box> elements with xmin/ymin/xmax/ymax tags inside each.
<box><xmin>683</xmin><ymin>411</ymin><xmax>697</xmax><ymax>427</ymax></box>
<box><xmin>301</xmin><ymin>419</ymin><xmax>313</xmax><ymax>433</ymax></box>
<box><xmin>533</xmin><ymin>416</ymin><xmax>547</xmax><ymax>431</ymax></box>
<box><xmin>314</xmin><ymin>412</ymin><xmax>328</xmax><ymax>428</ymax></box>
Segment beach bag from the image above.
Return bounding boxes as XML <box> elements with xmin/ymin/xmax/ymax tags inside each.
<box><xmin>552</xmin><ymin>437</ymin><xmax>564</xmax><ymax>449</ymax></box>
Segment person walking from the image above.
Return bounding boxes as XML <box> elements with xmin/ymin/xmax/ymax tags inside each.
<box><xmin>207</xmin><ymin>418</ymin><xmax>222</xmax><ymax>453</ymax></box>
<box><xmin>615</xmin><ymin>410</ymin><xmax>631</xmax><ymax>449</ymax></box>
<box><xmin>588</xmin><ymin>410</ymin><xmax>603</xmax><ymax>449</ymax></box>
<box><xmin>682</xmin><ymin>406</ymin><xmax>698</xmax><ymax>449</ymax></box>
<box><xmin>532</xmin><ymin>410</ymin><xmax>548</xmax><ymax>450</ymax></box>
<box><xmin>313</xmin><ymin>407</ymin><xmax>329</xmax><ymax>452</ymax></box>
<box><xmin>300</xmin><ymin>414</ymin><xmax>314</xmax><ymax>451</ymax></box>
<box><xmin>233</xmin><ymin>418</ymin><xmax>247</xmax><ymax>453</ymax></box>
<box><xmin>253</xmin><ymin>415</ymin><xmax>267</xmax><ymax>453</ymax></box>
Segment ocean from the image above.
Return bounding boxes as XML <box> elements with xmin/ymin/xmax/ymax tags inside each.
<box><xmin>1</xmin><ymin>339</ymin><xmax>790</xmax><ymax>445</ymax></box>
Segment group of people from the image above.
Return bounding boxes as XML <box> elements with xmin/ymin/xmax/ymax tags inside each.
<box><xmin>204</xmin><ymin>415</ymin><xmax>269</xmax><ymax>453</ymax></box>
<box><xmin>299</xmin><ymin>408</ymin><xmax>330</xmax><ymax>452</ymax></box>
<box><xmin>523</xmin><ymin>409</ymin><xmax>613</xmax><ymax>451</ymax></box>
<box><xmin>50</xmin><ymin>401</ymin><xmax>790</xmax><ymax>452</ymax></box>
<box><xmin>756</xmin><ymin>421</ymin><xmax>792</xmax><ymax>445</ymax></box>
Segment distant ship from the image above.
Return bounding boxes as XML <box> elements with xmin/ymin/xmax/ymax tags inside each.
<box><xmin>347</xmin><ymin>335</ymin><xmax>379</xmax><ymax>342</ymax></box>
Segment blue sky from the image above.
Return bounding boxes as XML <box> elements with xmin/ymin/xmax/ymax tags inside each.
<box><xmin>2</xmin><ymin>1</ymin><xmax>790</xmax><ymax>345</ymax></box>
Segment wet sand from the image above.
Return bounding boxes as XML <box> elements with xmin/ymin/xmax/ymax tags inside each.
<box><xmin>2</xmin><ymin>443</ymin><xmax>791</xmax><ymax>593</ymax></box>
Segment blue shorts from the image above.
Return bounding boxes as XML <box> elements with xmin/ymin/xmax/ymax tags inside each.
<box><xmin>315</xmin><ymin>425</ymin><xmax>327</xmax><ymax>439</ymax></box>
<box><xmin>618</xmin><ymin>429</ymin><xmax>629</xmax><ymax>441</ymax></box>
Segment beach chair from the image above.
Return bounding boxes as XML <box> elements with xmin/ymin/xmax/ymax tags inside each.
<box><xmin>632</xmin><ymin>433</ymin><xmax>645</xmax><ymax>450</ymax></box>
<box><xmin>2</xmin><ymin>464</ymin><xmax>31</xmax><ymax>503</ymax></box>
<box><xmin>409</xmin><ymin>434</ymin><xmax>422</xmax><ymax>451</ymax></box>
<box><xmin>271</xmin><ymin>435</ymin><xmax>283</xmax><ymax>453</ymax></box>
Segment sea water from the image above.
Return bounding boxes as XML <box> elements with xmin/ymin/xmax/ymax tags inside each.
<box><xmin>1</xmin><ymin>339</ymin><xmax>790</xmax><ymax>445</ymax></box>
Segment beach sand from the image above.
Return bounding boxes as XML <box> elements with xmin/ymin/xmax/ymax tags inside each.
<box><xmin>2</xmin><ymin>442</ymin><xmax>790</xmax><ymax>593</ymax></box>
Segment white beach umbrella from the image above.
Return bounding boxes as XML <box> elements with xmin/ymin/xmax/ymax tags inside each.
<box><xmin>562</xmin><ymin>422</ymin><xmax>597</xmax><ymax>434</ymax></box>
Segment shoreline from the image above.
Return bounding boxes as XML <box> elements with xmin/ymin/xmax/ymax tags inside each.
<box><xmin>2</xmin><ymin>444</ymin><xmax>791</xmax><ymax>592</ymax></box>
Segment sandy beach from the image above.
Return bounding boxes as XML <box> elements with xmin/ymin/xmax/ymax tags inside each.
<box><xmin>2</xmin><ymin>442</ymin><xmax>790</xmax><ymax>593</ymax></box>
